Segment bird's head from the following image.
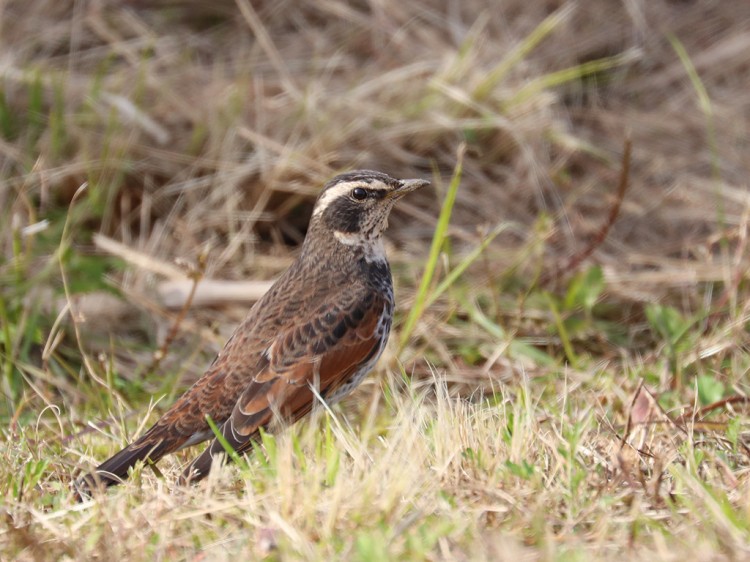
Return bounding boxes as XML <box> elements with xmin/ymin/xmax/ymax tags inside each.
<box><xmin>308</xmin><ymin>170</ymin><xmax>429</xmax><ymax>250</ymax></box>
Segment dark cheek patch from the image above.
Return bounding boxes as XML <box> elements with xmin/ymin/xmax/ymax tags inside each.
<box><xmin>324</xmin><ymin>200</ymin><xmax>361</xmax><ymax>233</ymax></box>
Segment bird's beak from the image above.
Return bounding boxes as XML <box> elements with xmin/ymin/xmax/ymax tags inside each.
<box><xmin>390</xmin><ymin>178</ymin><xmax>430</xmax><ymax>199</ymax></box>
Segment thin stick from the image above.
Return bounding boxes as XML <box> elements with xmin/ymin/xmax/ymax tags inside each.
<box><xmin>540</xmin><ymin>137</ymin><xmax>632</xmax><ymax>286</ymax></box>
<box><xmin>676</xmin><ymin>394</ymin><xmax>750</xmax><ymax>423</ymax></box>
<box><xmin>146</xmin><ymin>252</ymin><xmax>207</xmax><ymax>375</ymax></box>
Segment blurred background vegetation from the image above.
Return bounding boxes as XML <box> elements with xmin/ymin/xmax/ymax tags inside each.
<box><xmin>1</xmin><ymin>0</ymin><xmax>749</xmax><ymax>559</ymax></box>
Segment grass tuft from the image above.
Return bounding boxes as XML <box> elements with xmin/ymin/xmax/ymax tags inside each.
<box><xmin>2</xmin><ymin>1</ymin><xmax>750</xmax><ymax>559</ymax></box>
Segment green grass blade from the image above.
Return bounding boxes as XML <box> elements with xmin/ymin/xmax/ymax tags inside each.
<box><xmin>457</xmin><ymin>293</ymin><xmax>555</xmax><ymax>366</ymax></box>
<box><xmin>506</xmin><ymin>50</ymin><xmax>638</xmax><ymax>109</ymax></box>
<box><xmin>473</xmin><ymin>4</ymin><xmax>573</xmax><ymax>101</ymax></box>
<box><xmin>668</xmin><ymin>34</ymin><xmax>724</xmax><ymax>244</ymax></box>
<box><xmin>205</xmin><ymin>414</ymin><xmax>244</xmax><ymax>467</ymax></box>
<box><xmin>425</xmin><ymin>223</ymin><xmax>509</xmax><ymax>310</ymax></box>
<box><xmin>544</xmin><ymin>292</ymin><xmax>578</xmax><ymax>368</ymax></box>
<box><xmin>399</xmin><ymin>145</ymin><xmax>465</xmax><ymax>351</ymax></box>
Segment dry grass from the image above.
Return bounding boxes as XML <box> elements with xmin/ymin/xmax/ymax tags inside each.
<box><xmin>2</xmin><ymin>0</ymin><xmax>750</xmax><ymax>560</ymax></box>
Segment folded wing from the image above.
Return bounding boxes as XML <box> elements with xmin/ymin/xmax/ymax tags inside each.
<box><xmin>181</xmin><ymin>289</ymin><xmax>388</xmax><ymax>482</ymax></box>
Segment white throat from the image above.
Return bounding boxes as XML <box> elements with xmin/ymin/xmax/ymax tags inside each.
<box><xmin>334</xmin><ymin>231</ymin><xmax>387</xmax><ymax>263</ymax></box>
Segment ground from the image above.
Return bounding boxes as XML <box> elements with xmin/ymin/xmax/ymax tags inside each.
<box><xmin>1</xmin><ymin>1</ymin><xmax>749</xmax><ymax>560</ymax></box>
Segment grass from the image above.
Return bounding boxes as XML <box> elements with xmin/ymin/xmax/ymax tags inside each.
<box><xmin>2</xmin><ymin>1</ymin><xmax>750</xmax><ymax>560</ymax></box>
<box><xmin>399</xmin><ymin>143</ymin><xmax>465</xmax><ymax>352</ymax></box>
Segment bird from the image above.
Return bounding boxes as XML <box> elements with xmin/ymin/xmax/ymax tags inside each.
<box><xmin>76</xmin><ymin>170</ymin><xmax>429</xmax><ymax>495</ymax></box>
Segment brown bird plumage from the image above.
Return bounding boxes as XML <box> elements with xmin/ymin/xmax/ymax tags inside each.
<box><xmin>77</xmin><ymin>170</ymin><xmax>428</xmax><ymax>494</ymax></box>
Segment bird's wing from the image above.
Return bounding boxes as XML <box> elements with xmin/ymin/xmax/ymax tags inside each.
<box><xmin>181</xmin><ymin>288</ymin><xmax>389</xmax><ymax>481</ymax></box>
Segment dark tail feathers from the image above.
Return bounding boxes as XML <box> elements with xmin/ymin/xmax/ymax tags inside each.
<box><xmin>74</xmin><ymin>432</ymin><xmax>177</xmax><ymax>499</ymax></box>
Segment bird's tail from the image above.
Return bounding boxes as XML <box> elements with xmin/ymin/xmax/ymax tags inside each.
<box><xmin>75</xmin><ymin>429</ymin><xmax>182</xmax><ymax>498</ymax></box>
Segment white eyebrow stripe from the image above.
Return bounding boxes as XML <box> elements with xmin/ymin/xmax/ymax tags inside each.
<box><xmin>312</xmin><ymin>181</ymin><xmax>363</xmax><ymax>217</ymax></box>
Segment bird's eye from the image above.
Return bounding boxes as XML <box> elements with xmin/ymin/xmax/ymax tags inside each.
<box><xmin>351</xmin><ymin>187</ymin><xmax>368</xmax><ymax>201</ymax></box>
